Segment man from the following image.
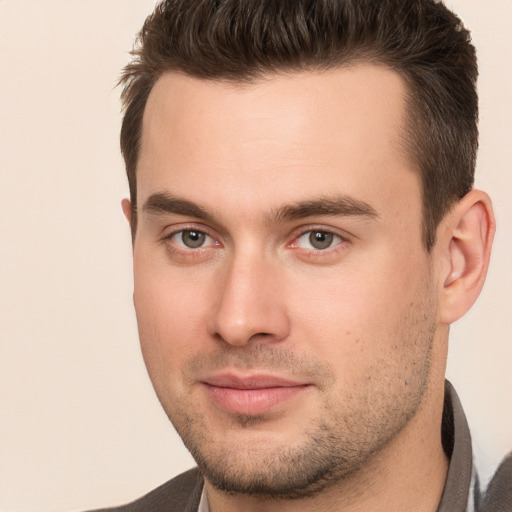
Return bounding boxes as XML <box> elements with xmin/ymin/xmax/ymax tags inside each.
<box><xmin>93</xmin><ymin>0</ymin><xmax>511</xmax><ymax>511</ymax></box>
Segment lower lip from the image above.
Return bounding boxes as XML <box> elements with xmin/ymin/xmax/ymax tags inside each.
<box><xmin>203</xmin><ymin>384</ymin><xmax>309</xmax><ymax>415</ymax></box>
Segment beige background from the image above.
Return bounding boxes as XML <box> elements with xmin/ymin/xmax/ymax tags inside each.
<box><xmin>0</xmin><ymin>1</ymin><xmax>511</xmax><ymax>511</ymax></box>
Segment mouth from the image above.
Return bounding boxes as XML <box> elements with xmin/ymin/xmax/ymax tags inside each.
<box><xmin>200</xmin><ymin>373</ymin><xmax>311</xmax><ymax>415</ymax></box>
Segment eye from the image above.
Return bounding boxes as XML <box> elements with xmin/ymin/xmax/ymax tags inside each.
<box><xmin>295</xmin><ymin>230</ymin><xmax>343</xmax><ymax>250</ymax></box>
<box><xmin>169</xmin><ymin>229</ymin><xmax>217</xmax><ymax>249</ymax></box>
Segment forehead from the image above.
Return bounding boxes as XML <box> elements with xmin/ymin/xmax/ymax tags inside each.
<box><xmin>137</xmin><ymin>65</ymin><xmax>419</xmax><ymax>225</ymax></box>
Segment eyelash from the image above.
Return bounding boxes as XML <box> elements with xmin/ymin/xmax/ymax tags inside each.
<box><xmin>161</xmin><ymin>226</ymin><xmax>220</xmax><ymax>253</ymax></box>
<box><xmin>160</xmin><ymin>225</ymin><xmax>349</xmax><ymax>258</ymax></box>
<box><xmin>288</xmin><ymin>227</ymin><xmax>348</xmax><ymax>257</ymax></box>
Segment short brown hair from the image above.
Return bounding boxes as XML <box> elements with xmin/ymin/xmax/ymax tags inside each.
<box><xmin>120</xmin><ymin>0</ymin><xmax>478</xmax><ymax>250</ymax></box>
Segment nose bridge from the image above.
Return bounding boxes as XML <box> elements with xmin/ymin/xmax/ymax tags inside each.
<box><xmin>209</xmin><ymin>245</ymin><xmax>289</xmax><ymax>346</ymax></box>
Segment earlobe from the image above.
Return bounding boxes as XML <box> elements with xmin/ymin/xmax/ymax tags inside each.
<box><xmin>439</xmin><ymin>189</ymin><xmax>495</xmax><ymax>325</ymax></box>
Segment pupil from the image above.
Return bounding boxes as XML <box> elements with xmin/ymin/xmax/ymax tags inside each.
<box><xmin>183</xmin><ymin>230</ymin><xmax>205</xmax><ymax>248</ymax></box>
<box><xmin>310</xmin><ymin>231</ymin><xmax>333</xmax><ymax>250</ymax></box>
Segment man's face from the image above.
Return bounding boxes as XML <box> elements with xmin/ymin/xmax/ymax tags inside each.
<box><xmin>132</xmin><ymin>66</ymin><xmax>441</xmax><ymax>497</ymax></box>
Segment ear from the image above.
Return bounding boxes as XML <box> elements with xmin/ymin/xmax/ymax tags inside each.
<box><xmin>121</xmin><ymin>198</ymin><xmax>132</xmax><ymax>223</ymax></box>
<box><xmin>121</xmin><ymin>198</ymin><xmax>136</xmax><ymax>247</ymax></box>
<box><xmin>438</xmin><ymin>189</ymin><xmax>495</xmax><ymax>325</ymax></box>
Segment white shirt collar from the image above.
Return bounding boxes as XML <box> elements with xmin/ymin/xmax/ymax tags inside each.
<box><xmin>197</xmin><ymin>486</ymin><xmax>210</xmax><ymax>512</ymax></box>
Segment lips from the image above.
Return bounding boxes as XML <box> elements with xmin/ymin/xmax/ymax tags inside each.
<box><xmin>201</xmin><ymin>373</ymin><xmax>310</xmax><ymax>415</ymax></box>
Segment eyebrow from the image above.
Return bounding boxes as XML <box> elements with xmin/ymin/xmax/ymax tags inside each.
<box><xmin>141</xmin><ymin>192</ymin><xmax>379</xmax><ymax>224</ymax></box>
<box><xmin>142</xmin><ymin>193</ymin><xmax>216</xmax><ymax>222</ymax></box>
<box><xmin>268</xmin><ymin>196</ymin><xmax>379</xmax><ymax>223</ymax></box>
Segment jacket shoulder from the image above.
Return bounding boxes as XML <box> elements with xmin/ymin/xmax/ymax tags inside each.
<box><xmin>86</xmin><ymin>467</ymin><xmax>204</xmax><ymax>512</ymax></box>
<box><xmin>481</xmin><ymin>452</ymin><xmax>512</xmax><ymax>512</ymax></box>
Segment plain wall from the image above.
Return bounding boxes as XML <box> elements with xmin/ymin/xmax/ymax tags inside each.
<box><xmin>0</xmin><ymin>1</ymin><xmax>511</xmax><ymax>511</ymax></box>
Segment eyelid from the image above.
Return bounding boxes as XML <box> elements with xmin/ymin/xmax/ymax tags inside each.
<box><xmin>159</xmin><ymin>223</ymin><xmax>350</xmax><ymax>253</ymax></box>
<box><xmin>287</xmin><ymin>226</ymin><xmax>351</xmax><ymax>257</ymax></box>
<box><xmin>296</xmin><ymin>231</ymin><xmax>342</xmax><ymax>249</ymax></box>
<box><xmin>290</xmin><ymin>225</ymin><xmax>350</xmax><ymax>243</ymax></box>
<box><xmin>161</xmin><ymin>224</ymin><xmax>222</xmax><ymax>250</ymax></box>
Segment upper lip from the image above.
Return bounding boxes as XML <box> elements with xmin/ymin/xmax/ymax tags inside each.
<box><xmin>201</xmin><ymin>372</ymin><xmax>309</xmax><ymax>389</ymax></box>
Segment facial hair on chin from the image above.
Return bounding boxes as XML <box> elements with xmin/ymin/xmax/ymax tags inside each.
<box><xmin>160</xmin><ymin>311</ymin><xmax>435</xmax><ymax>501</ymax></box>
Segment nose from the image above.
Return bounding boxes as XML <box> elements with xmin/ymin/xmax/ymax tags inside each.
<box><xmin>208</xmin><ymin>252</ymin><xmax>290</xmax><ymax>346</ymax></box>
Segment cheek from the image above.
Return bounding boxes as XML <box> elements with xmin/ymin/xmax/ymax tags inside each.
<box><xmin>132</xmin><ymin>262</ymin><xmax>211</xmax><ymax>384</ymax></box>
<box><xmin>288</xmin><ymin>252</ymin><xmax>431</xmax><ymax>370</ymax></box>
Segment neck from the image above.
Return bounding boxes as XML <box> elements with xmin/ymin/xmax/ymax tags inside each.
<box><xmin>205</xmin><ymin>378</ymin><xmax>449</xmax><ymax>512</ymax></box>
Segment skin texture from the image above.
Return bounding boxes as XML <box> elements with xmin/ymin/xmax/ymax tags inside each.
<box><xmin>125</xmin><ymin>66</ymin><xmax>495</xmax><ymax>512</ymax></box>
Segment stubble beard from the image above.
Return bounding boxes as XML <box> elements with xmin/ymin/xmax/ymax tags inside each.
<box><xmin>156</xmin><ymin>287</ymin><xmax>437</xmax><ymax>500</ymax></box>
<box><xmin>180</xmin><ymin>410</ymin><xmax>390</xmax><ymax>499</ymax></box>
